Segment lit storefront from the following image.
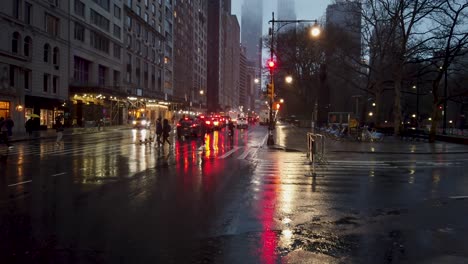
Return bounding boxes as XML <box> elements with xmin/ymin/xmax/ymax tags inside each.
<box><xmin>24</xmin><ymin>95</ymin><xmax>67</xmax><ymax>129</ymax></box>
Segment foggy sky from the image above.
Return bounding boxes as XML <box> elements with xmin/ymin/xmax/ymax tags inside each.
<box><xmin>232</xmin><ymin>0</ymin><xmax>333</xmax><ymax>34</ymax></box>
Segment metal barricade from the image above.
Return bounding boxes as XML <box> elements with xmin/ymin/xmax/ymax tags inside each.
<box><xmin>306</xmin><ymin>132</ymin><xmax>326</xmax><ymax>176</ymax></box>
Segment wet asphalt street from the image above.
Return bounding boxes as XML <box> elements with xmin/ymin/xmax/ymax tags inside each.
<box><xmin>1</xmin><ymin>123</ymin><xmax>468</xmax><ymax>263</ymax></box>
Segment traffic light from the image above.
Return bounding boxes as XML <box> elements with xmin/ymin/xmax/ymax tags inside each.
<box><xmin>266</xmin><ymin>59</ymin><xmax>276</xmax><ymax>72</ymax></box>
<box><xmin>266</xmin><ymin>83</ymin><xmax>273</xmax><ymax>98</ymax></box>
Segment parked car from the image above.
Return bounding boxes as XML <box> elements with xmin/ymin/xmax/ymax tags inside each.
<box><xmin>133</xmin><ymin>117</ymin><xmax>151</xmax><ymax>129</ymax></box>
<box><xmin>176</xmin><ymin>117</ymin><xmax>202</xmax><ymax>138</ymax></box>
<box><xmin>237</xmin><ymin>117</ymin><xmax>248</xmax><ymax>129</ymax></box>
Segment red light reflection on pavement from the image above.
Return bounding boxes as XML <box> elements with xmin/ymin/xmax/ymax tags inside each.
<box><xmin>258</xmin><ymin>165</ymin><xmax>280</xmax><ymax>264</ymax></box>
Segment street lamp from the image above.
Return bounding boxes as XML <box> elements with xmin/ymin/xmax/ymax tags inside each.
<box><xmin>199</xmin><ymin>90</ymin><xmax>204</xmax><ymax>110</ymax></box>
<box><xmin>254</xmin><ymin>78</ymin><xmax>260</xmax><ymax>84</ymax></box>
<box><xmin>267</xmin><ymin>12</ymin><xmax>321</xmax><ymax>145</ymax></box>
<box><xmin>285</xmin><ymin>75</ymin><xmax>293</xmax><ymax>84</ymax></box>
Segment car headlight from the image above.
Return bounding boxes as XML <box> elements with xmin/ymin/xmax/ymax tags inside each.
<box><xmin>132</xmin><ymin>121</ymin><xmax>137</xmax><ymax>125</ymax></box>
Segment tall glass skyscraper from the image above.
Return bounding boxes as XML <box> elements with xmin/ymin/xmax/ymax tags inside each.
<box><xmin>241</xmin><ymin>0</ymin><xmax>263</xmax><ymax>69</ymax></box>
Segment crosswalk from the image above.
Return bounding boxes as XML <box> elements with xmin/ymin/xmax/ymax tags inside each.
<box><xmin>1</xmin><ymin>139</ymin><xmax>262</xmax><ymax>161</ymax></box>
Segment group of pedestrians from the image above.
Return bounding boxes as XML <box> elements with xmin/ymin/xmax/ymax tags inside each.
<box><xmin>154</xmin><ymin>118</ymin><xmax>171</xmax><ymax>148</ymax></box>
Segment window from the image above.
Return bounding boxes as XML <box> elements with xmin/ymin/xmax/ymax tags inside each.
<box><xmin>113</xmin><ymin>43</ymin><xmax>121</xmax><ymax>59</ymax></box>
<box><xmin>144</xmin><ymin>0</ymin><xmax>148</xmax><ymax>7</ymax></box>
<box><xmin>24</xmin><ymin>69</ymin><xmax>31</xmax><ymax>90</ymax></box>
<box><xmin>74</xmin><ymin>56</ymin><xmax>90</xmax><ymax>84</ymax></box>
<box><xmin>24</xmin><ymin>2</ymin><xmax>32</xmax><ymax>24</ymax></box>
<box><xmin>92</xmin><ymin>0</ymin><xmax>109</xmax><ymax>11</ymax></box>
<box><xmin>13</xmin><ymin>0</ymin><xmax>21</xmax><ymax>19</ymax></box>
<box><xmin>126</xmin><ymin>16</ymin><xmax>132</xmax><ymax>28</ymax></box>
<box><xmin>126</xmin><ymin>34</ymin><xmax>132</xmax><ymax>48</ymax></box>
<box><xmin>136</xmin><ymin>40</ymin><xmax>141</xmax><ymax>53</ymax></box>
<box><xmin>151</xmin><ymin>3</ymin><xmax>155</xmax><ymax>14</ymax></box>
<box><xmin>74</xmin><ymin>0</ymin><xmax>85</xmax><ymax>17</ymax></box>
<box><xmin>53</xmin><ymin>47</ymin><xmax>59</xmax><ymax>65</ymax></box>
<box><xmin>114</xmin><ymin>5</ymin><xmax>121</xmax><ymax>19</ymax></box>
<box><xmin>113</xmin><ymin>24</ymin><xmax>121</xmax><ymax>38</ymax></box>
<box><xmin>136</xmin><ymin>22</ymin><xmax>141</xmax><ymax>35</ymax></box>
<box><xmin>90</xmin><ymin>9</ymin><xmax>110</xmax><ymax>31</ymax></box>
<box><xmin>0</xmin><ymin>101</ymin><xmax>10</xmax><ymax>119</ymax></box>
<box><xmin>98</xmin><ymin>65</ymin><xmax>106</xmax><ymax>86</ymax></box>
<box><xmin>43</xmin><ymin>44</ymin><xmax>50</xmax><ymax>62</ymax></box>
<box><xmin>74</xmin><ymin>22</ymin><xmax>85</xmax><ymax>41</ymax></box>
<box><xmin>136</xmin><ymin>5</ymin><xmax>141</xmax><ymax>16</ymax></box>
<box><xmin>127</xmin><ymin>0</ymin><xmax>132</xmax><ymax>7</ymax></box>
<box><xmin>144</xmin><ymin>12</ymin><xmax>148</xmax><ymax>22</ymax></box>
<box><xmin>12</xmin><ymin>32</ymin><xmax>20</xmax><ymax>54</ymax></box>
<box><xmin>90</xmin><ymin>30</ymin><xmax>110</xmax><ymax>53</ymax></box>
<box><xmin>151</xmin><ymin>19</ymin><xmax>155</xmax><ymax>27</ymax></box>
<box><xmin>43</xmin><ymin>74</ymin><xmax>50</xmax><ymax>92</ymax></box>
<box><xmin>113</xmin><ymin>70</ymin><xmax>120</xmax><ymax>86</ymax></box>
<box><xmin>24</xmin><ymin>36</ymin><xmax>31</xmax><ymax>57</ymax></box>
<box><xmin>52</xmin><ymin>76</ymin><xmax>58</xmax><ymax>94</ymax></box>
<box><xmin>9</xmin><ymin>65</ymin><xmax>16</xmax><ymax>87</ymax></box>
<box><xmin>45</xmin><ymin>14</ymin><xmax>59</xmax><ymax>36</ymax></box>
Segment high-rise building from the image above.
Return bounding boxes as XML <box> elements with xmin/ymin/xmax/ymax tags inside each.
<box><xmin>0</xmin><ymin>0</ymin><xmax>72</xmax><ymax>132</ymax></box>
<box><xmin>69</xmin><ymin>0</ymin><xmax>125</xmax><ymax>127</ymax></box>
<box><xmin>325</xmin><ymin>0</ymin><xmax>362</xmax><ymax>116</ymax></box>
<box><xmin>207</xmin><ymin>0</ymin><xmax>240</xmax><ymax>112</ymax></box>
<box><xmin>174</xmin><ymin>0</ymin><xmax>207</xmax><ymax>110</ymax></box>
<box><xmin>277</xmin><ymin>0</ymin><xmax>296</xmax><ymax>32</ymax></box>
<box><xmin>241</xmin><ymin>0</ymin><xmax>262</xmax><ymax>69</ymax></box>
<box><xmin>121</xmin><ymin>0</ymin><xmax>171</xmax><ymax>121</ymax></box>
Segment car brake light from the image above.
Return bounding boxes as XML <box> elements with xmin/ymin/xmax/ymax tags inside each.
<box><xmin>206</xmin><ymin>121</ymin><xmax>211</xmax><ymax>125</ymax></box>
<box><xmin>176</xmin><ymin>123</ymin><xmax>181</xmax><ymax>127</ymax></box>
<box><xmin>184</xmin><ymin>117</ymin><xmax>188</xmax><ymax>120</ymax></box>
<box><xmin>191</xmin><ymin>124</ymin><xmax>197</xmax><ymax>127</ymax></box>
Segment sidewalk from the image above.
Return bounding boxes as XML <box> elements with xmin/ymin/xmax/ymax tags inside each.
<box><xmin>8</xmin><ymin>125</ymin><xmax>131</xmax><ymax>143</ymax></box>
<box><xmin>271</xmin><ymin>123</ymin><xmax>468</xmax><ymax>154</ymax></box>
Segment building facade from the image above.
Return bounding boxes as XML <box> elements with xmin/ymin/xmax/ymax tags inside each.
<box><xmin>174</xmin><ymin>0</ymin><xmax>207</xmax><ymax>111</ymax></box>
<box><xmin>0</xmin><ymin>0</ymin><xmax>72</xmax><ymax>132</ymax></box>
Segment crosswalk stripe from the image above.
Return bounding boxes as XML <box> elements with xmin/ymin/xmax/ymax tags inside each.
<box><xmin>218</xmin><ymin>147</ymin><xmax>241</xmax><ymax>159</ymax></box>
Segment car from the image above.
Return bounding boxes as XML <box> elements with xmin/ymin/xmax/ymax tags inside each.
<box><xmin>176</xmin><ymin>117</ymin><xmax>202</xmax><ymax>138</ymax></box>
<box><xmin>212</xmin><ymin>117</ymin><xmax>223</xmax><ymax>130</ymax></box>
<box><xmin>236</xmin><ymin>117</ymin><xmax>248</xmax><ymax>129</ymax></box>
<box><xmin>133</xmin><ymin>117</ymin><xmax>151</xmax><ymax>129</ymax></box>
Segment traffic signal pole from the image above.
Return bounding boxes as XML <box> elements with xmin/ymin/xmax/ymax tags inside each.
<box><xmin>267</xmin><ymin>12</ymin><xmax>276</xmax><ymax>146</ymax></box>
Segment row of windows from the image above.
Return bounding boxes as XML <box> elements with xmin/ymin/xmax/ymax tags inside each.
<box><xmin>75</xmin><ymin>0</ymin><xmax>121</xmax><ymax>20</ymax></box>
<box><xmin>11</xmin><ymin>32</ymin><xmax>60</xmax><ymax>66</ymax></box>
<box><xmin>8</xmin><ymin>65</ymin><xmax>59</xmax><ymax>94</ymax></box>
<box><xmin>74</xmin><ymin>23</ymin><xmax>121</xmax><ymax>59</ymax></box>
<box><xmin>74</xmin><ymin>56</ymin><xmax>121</xmax><ymax>86</ymax></box>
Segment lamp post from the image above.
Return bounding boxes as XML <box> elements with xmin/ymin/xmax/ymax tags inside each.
<box><xmin>199</xmin><ymin>90</ymin><xmax>204</xmax><ymax>110</ymax></box>
<box><xmin>267</xmin><ymin>12</ymin><xmax>321</xmax><ymax>145</ymax></box>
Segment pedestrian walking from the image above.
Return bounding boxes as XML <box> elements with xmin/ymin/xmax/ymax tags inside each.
<box><xmin>5</xmin><ymin>116</ymin><xmax>14</xmax><ymax>137</ymax></box>
<box><xmin>0</xmin><ymin>117</ymin><xmax>13</xmax><ymax>149</ymax></box>
<box><xmin>155</xmin><ymin>118</ymin><xmax>163</xmax><ymax>148</ymax></box>
<box><xmin>55</xmin><ymin>120</ymin><xmax>64</xmax><ymax>145</ymax></box>
<box><xmin>25</xmin><ymin>118</ymin><xmax>34</xmax><ymax>136</ymax></box>
<box><xmin>162</xmin><ymin>118</ymin><xmax>171</xmax><ymax>147</ymax></box>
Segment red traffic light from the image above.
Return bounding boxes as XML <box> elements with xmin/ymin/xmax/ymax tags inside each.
<box><xmin>267</xmin><ymin>59</ymin><xmax>276</xmax><ymax>69</ymax></box>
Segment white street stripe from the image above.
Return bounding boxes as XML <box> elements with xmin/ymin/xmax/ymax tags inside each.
<box><xmin>238</xmin><ymin>148</ymin><xmax>254</xmax><ymax>160</ymax></box>
<box><xmin>52</xmin><ymin>172</ymin><xmax>67</xmax><ymax>177</ymax></box>
<box><xmin>8</xmin><ymin>180</ymin><xmax>32</xmax><ymax>187</ymax></box>
<box><xmin>219</xmin><ymin>147</ymin><xmax>241</xmax><ymax>159</ymax></box>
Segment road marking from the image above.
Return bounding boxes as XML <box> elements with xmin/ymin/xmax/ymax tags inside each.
<box><xmin>238</xmin><ymin>148</ymin><xmax>254</xmax><ymax>160</ymax></box>
<box><xmin>449</xmin><ymin>196</ymin><xmax>468</xmax><ymax>200</ymax></box>
<box><xmin>219</xmin><ymin>147</ymin><xmax>240</xmax><ymax>159</ymax></box>
<box><xmin>8</xmin><ymin>180</ymin><xmax>32</xmax><ymax>187</ymax></box>
<box><xmin>52</xmin><ymin>172</ymin><xmax>67</xmax><ymax>177</ymax></box>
